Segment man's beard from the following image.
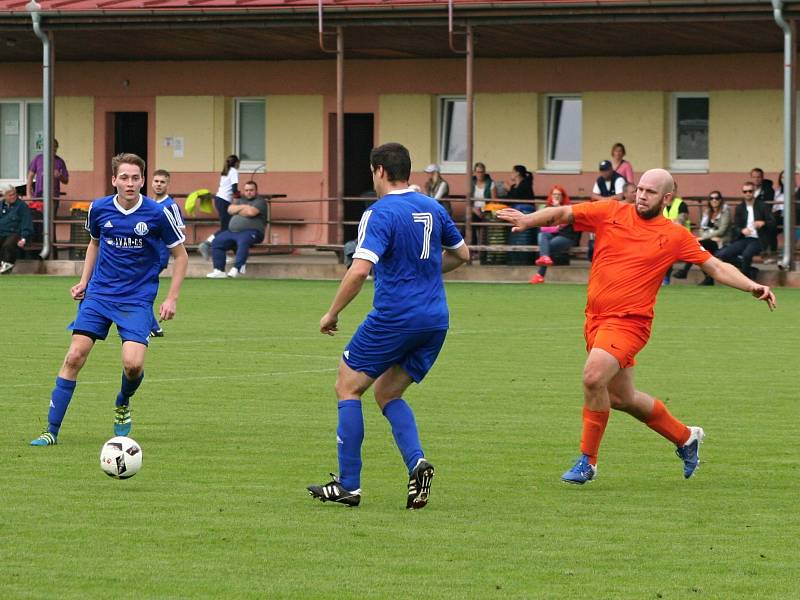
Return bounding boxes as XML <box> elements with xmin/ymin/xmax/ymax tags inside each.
<box><xmin>636</xmin><ymin>203</ymin><xmax>662</xmax><ymax>220</ymax></box>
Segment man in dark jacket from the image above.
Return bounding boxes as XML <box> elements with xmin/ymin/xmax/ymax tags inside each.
<box><xmin>0</xmin><ymin>183</ymin><xmax>34</xmax><ymax>274</ymax></box>
<box><xmin>716</xmin><ymin>181</ymin><xmax>769</xmax><ymax>280</ymax></box>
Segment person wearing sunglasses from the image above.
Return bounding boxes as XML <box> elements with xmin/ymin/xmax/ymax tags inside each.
<box><xmin>716</xmin><ymin>182</ymin><xmax>770</xmax><ymax>280</ymax></box>
<box><xmin>674</xmin><ymin>191</ymin><xmax>732</xmax><ymax>284</ymax></box>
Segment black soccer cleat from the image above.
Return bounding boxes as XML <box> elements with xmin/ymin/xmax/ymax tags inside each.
<box><xmin>307</xmin><ymin>474</ymin><xmax>361</xmax><ymax>507</ymax></box>
<box><xmin>406</xmin><ymin>458</ymin><xmax>435</xmax><ymax>510</ymax></box>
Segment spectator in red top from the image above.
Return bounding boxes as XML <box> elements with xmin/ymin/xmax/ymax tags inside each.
<box><xmin>529</xmin><ymin>185</ymin><xmax>580</xmax><ymax>284</ymax></box>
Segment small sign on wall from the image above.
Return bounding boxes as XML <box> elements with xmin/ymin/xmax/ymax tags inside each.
<box><xmin>162</xmin><ymin>136</ymin><xmax>185</xmax><ymax>158</ymax></box>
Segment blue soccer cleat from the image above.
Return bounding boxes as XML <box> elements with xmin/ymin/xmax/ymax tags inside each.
<box><xmin>561</xmin><ymin>454</ymin><xmax>597</xmax><ymax>485</ymax></box>
<box><xmin>30</xmin><ymin>431</ymin><xmax>57</xmax><ymax>446</ymax></box>
<box><xmin>676</xmin><ymin>426</ymin><xmax>705</xmax><ymax>479</ymax></box>
<box><xmin>114</xmin><ymin>404</ymin><xmax>132</xmax><ymax>436</ymax></box>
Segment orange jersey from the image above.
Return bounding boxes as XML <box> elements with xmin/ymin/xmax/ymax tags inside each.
<box><xmin>572</xmin><ymin>200</ymin><xmax>710</xmax><ymax>321</ymax></box>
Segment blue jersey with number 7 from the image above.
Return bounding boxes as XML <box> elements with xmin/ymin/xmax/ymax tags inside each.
<box><xmin>352</xmin><ymin>188</ymin><xmax>464</xmax><ymax>331</ymax></box>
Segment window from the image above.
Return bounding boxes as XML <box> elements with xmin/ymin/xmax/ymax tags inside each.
<box><xmin>234</xmin><ymin>98</ymin><xmax>266</xmax><ymax>170</ymax></box>
<box><xmin>438</xmin><ymin>97</ymin><xmax>467</xmax><ymax>172</ymax></box>
<box><xmin>545</xmin><ymin>96</ymin><xmax>582</xmax><ymax>171</ymax></box>
<box><xmin>0</xmin><ymin>99</ymin><xmax>43</xmax><ymax>183</ymax></box>
<box><xmin>671</xmin><ymin>93</ymin><xmax>709</xmax><ymax>170</ymax></box>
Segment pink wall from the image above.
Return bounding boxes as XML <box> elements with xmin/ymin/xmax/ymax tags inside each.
<box><xmin>2</xmin><ymin>53</ymin><xmax>794</xmax><ymax>244</ymax></box>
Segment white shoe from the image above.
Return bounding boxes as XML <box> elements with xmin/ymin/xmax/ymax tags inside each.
<box><xmin>206</xmin><ymin>269</ymin><xmax>227</xmax><ymax>279</ymax></box>
<box><xmin>0</xmin><ymin>261</ymin><xmax>14</xmax><ymax>274</ymax></box>
<box><xmin>227</xmin><ymin>267</ymin><xmax>241</xmax><ymax>278</ymax></box>
<box><xmin>239</xmin><ymin>264</ymin><xmax>246</xmax><ymax>275</ymax></box>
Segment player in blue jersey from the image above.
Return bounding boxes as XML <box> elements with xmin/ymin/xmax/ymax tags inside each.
<box><xmin>308</xmin><ymin>143</ymin><xmax>470</xmax><ymax>508</ymax></box>
<box><xmin>30</xmin><ymin>153</ymin><xmax>188</xmax><ymax>446</ymax></box>
<box><xmin>149</xmin><ymin>168</ymin><xmax>185</xmax><ymax>337</ymax></box>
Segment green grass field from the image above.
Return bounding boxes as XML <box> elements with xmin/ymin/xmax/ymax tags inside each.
<box><xmin>1</xmin><ymin>276</ymin><xmax>797</xmax><ymax>599</ymax></box>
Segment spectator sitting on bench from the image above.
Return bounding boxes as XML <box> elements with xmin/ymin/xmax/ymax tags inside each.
<box><xmin>528</xmin><ymin>185</ymin><xmax>580</xmax><ymax>285</ymax></box>
<box><xmin>674</xmin><ymin>191</ymin><xmax>732</xmax><ymax>285</ymax></box>
<box><xmin>0</xmin><ymin>183</ymin><xmax>34</xmax><ymax>275</ymax></box>
<box><xmin>716</xmin><ymin>181</ymin><xmax>768</xmax><ymax>281</ymax></box>
<box><xmin>206</xmin><ymin>180</ymin><xmax>267</xmax><ymax>279</ymax></box>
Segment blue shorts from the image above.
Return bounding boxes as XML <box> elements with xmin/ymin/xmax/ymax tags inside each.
<box><xmin>70</xmin><ymin>297</ymin><xmax>152</xmax><ymax>345</ymax></box>
<box><xmin>343</xmin><ymin>322</ymin><xmax>447</xmax><ymax>383</ymax></box>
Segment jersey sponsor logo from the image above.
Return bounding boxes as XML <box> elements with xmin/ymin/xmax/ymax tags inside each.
<box><xmin>134</xmin><ymin>221</ymin><xmax>149</xmax><ymax>236</ymax></box>
<box><xmin>103</xmin><ymin>220</ymin><xmax>114</xmax><ymax>228</ymax></box>
<box><xmin>110</xmin><ymin>237</ymin><xmax>144</xmax><ymax>248</ymax></box>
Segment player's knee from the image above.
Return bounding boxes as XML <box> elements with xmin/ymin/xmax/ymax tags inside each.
<box><xmin>64</xmin><ymin>348</ymin><xmax>89</xmax><ymax>371</ymax></box>
<box><xmin>582</xmin><ymin>367</ymin><xmax>606</xmax><ymax>393</ymax></box>
<box><xmin>334</xmin><ymin>379</ymin><xmax>362</xmax><ymax>401</ymax></box>
<box><xmin>123</xmin><ymin>362</ymin><xmax>143</xmax><ymax>380</ymax></box>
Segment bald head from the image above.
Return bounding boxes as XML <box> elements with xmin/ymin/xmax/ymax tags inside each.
<box><xmin>640</xmin><ymin>168</ymin><xmax>674</xmax><ymax>195</ymax></box>
<box><xmin>634</xmin><ymin>168</ymin><xmax>675</xmax><ymax>219</ymax></box>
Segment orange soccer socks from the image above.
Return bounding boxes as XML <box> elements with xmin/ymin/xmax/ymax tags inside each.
<box><xmin>580</xmin><ymin>407</ymin><xmax>610</xmax><ymax>466</ymax></box>
<box><xmin>645</xmin><ymin>399</ymin><xmax>690</xmax><ymax>446</ymax></box>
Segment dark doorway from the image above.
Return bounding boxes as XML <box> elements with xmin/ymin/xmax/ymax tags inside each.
<box><xmin>113</xmin><ymin>112</ymin><xmax>148</xmax><ymax>194</ymax></box>
<box><xmin>329</xmin><ymin>113</ymin><xmax>374</xmax><ymax>242</ymax></box>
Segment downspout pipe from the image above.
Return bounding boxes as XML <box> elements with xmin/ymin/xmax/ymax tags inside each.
<box><xmin>28</xmin><ymin>1</ymin><xmax>53</xmax><ymax>260</ymax></box>
<box><xmin>772</xmin><ymin>0</ymin><xmax>796</xmax><ymax>272</ymax></box>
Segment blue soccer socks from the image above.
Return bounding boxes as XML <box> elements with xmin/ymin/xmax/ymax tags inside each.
<box><xmin>336</xmin><ymin>400</ymin><xmax>365</xmax><ymax>492</ymax></box>
<box><xmin>47</xmin><ymin>377</ymin><xmax>77</xmax><ymax>437</ymax></box>
<box><xmin>116</xmin><ymin>371</ymin><xmax>144</xmax><ymax>407</ymax></box>
<box><xmin>382</xmin><ymin>398</ymin><xmax>424</xmax><ymax>473</ymax></box>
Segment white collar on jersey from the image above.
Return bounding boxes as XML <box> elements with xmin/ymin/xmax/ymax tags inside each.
<box><xmin>384</xmin><ymin>187</ymin><xmax>414</xmax><ymax>196</ymax></box>
<box><xmin>113</xmin><ymin>194</ymin><xmax>144</xmax><ymax>215</ymax></box>
<box><xmin>155</xmin><ymin>195</ymin><xmax>172</xmax><ymax>204</ymax></box>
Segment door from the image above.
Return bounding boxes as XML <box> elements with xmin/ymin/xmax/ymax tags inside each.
<box><xmin>112</xmin><ymin>112</ymin><xmax>148</xmax><ymax>194</ymax></box>
<box><xmin>329</xmin><ymin>113</ymin><xmax>375</xmax><ymax>242</ymax></box>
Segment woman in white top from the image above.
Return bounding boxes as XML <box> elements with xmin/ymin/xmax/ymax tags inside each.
<box><xmin>199</xmin><ymin>155</ymin><xmax>240</xmax><ymax>260</ymax></box>
<box><xmin>470</xmin><ymin>162</ymin><xmax>497</xmax><ymax>218</ymax></box>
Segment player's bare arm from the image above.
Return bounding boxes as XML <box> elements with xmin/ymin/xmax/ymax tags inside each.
<box><xmin>442</xmin><ymin>243</ymin><xmax>470</xmax><ymax>273</ymax></box>
<box><xmin>71</xmin><ymin>239</ymin><xmax>100</xmax><ymax>300</ymax></box>
<box><xmin>320</xmin><ymin>258</ymin><xmax>373</xmax><ymax>335</ymax></box>
<box><xmin>159</xmin><ymin>244</ymin><xmax>189</xmax><ymax>321</ymax></box>
<box><xmin>700</xmin><ymin>256</ymin><xmax>777</xmax><ymax>311</ymax></box>
<box><xmin>496</xmin><ymin>205</ymin><xmax>574</xmax><ymax>233</ymax></box>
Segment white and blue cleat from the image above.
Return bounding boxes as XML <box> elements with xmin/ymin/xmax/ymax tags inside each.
<box><xmin>561</xmin><ymin>454</ymin><xmax>596</xmax><ymax>485</ymax></box>
<box><xmin>676</xmin><ymin>426</ymin><xmax>705</xmax><ymax>479</ymax></box>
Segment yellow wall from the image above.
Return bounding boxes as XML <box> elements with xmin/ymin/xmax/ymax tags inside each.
<box><xmin>709</xmin><ymin>90</ymin><xmax>782</xmax><ymax>172</ymax></box>
<box><xmin>378</xmin><ymin>95</ymin><xmax>433</xmax><ymax>169</ymax></box>
<box><xmin>265</xmin><ymin>95</ymin><xmax>323</xmax><ymax>172</ymax></box>
<box><xmin>582</xmin><ymin>91</ymin><xmax>665</xmax><ymax>174</ymax></box>
<box><xmin>55</xmin><ymin>96</ymin><xmax>93</xmax><ymax>171</ymax></box>
<box><xmin>475</xmin><ymin>93</ymin><xmax>538</xmax><ymax>172</ymax></box>
<box><xmin>155</xmin><ymin>96</ymin><xmax>218</xmax><ymax>172</ymax></box>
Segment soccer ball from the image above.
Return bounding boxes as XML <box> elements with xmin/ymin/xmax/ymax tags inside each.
<box><xmin>99</xmin><ymin>436</ymin><xmax>143</xmax><ymax>479</ymax></box>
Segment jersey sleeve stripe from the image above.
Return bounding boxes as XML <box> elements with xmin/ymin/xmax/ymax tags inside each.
<box><xmin>443</xmin><ymin>239</ymin><xmax>466</xmax><ymax>250</ymax></box>
<box><xmin>171</xmin><ymin>204</ymin><xmax>186</xmax><ymax>229</ymax></box>
<box><xmin>352</xmin><ymin>248</ymin><xmax>379</xmax><ymax>264</ymax></box>
<box><xmin>162</xmin><ymin>206</ymin><xmax>186</xmax><ymax>245</ymax></box>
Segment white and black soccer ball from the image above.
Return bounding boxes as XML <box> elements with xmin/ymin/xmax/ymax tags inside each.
<box><xmin>100</xmin><ymin>436</ymin><xmax>143</xmax><ymax>479</ymax></box>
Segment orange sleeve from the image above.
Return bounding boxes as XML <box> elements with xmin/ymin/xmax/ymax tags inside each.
<box><xmin>675</xmin><ymin>227</ymin><xmax>712</xmax><ymax>264</ymax></box>
<box><xmin>571</xmin><ymin>199</ymin><xmax>615</xmax><ymax>232</ymax></box>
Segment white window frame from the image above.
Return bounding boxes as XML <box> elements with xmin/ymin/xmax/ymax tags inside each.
<box><xmin>0</xmin><ymin>98</ymin><xmax>43</xmax><ymax>186</ymax></box>
<box><xmin>437</xmin><ymin>96</ymin><xmax>467</xmax><ymax>174</ymax></box>
<box><xmin>233</xmin><ymin>97</ymin><xmax>266</xmax><ymax>173</ymax></box>
<box><xmin>670</xmin><ymin>92</ymin><xmax>709</xmax><ymax>172</ymax></box>
<box><xmin>544</xmin><ymin>94</ymin><xmax>582</xmax><ymax>172</ymax></box>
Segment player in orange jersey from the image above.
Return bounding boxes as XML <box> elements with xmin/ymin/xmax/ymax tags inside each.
<box><xmin>497</xmin><ymin>168</ymin><xmax>776</xmax><ymax>484</ymax></box>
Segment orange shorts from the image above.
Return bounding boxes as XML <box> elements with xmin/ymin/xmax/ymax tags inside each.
<box><xmin>584</xmin><ymin>316</ymin><xmax>651</xmax><ymax>369</ymax></box>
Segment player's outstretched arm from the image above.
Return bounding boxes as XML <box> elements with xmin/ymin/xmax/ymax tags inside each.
<box><xmin>496</xmin><ymin>205</ymin><xmax>573</xmax><ymax>233</ymax></box>
<box><xmin>700</xmin><ymin>256</ymin><xmax>777</xmax><ymax>311</ymax></box>
<box><xmin>320</xmin><ymin>258</ymin><xmax>373</xmax><ymax>335</ymax></box>
<box><xmin>71</xmin><ymin>239</ymin><xmax>99</xmax><ymax>300</ymax></box>
<box><xmin>159</xmin><ymin>244</ymin><xmax>189</xmax><ymax>321</ymax></box>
